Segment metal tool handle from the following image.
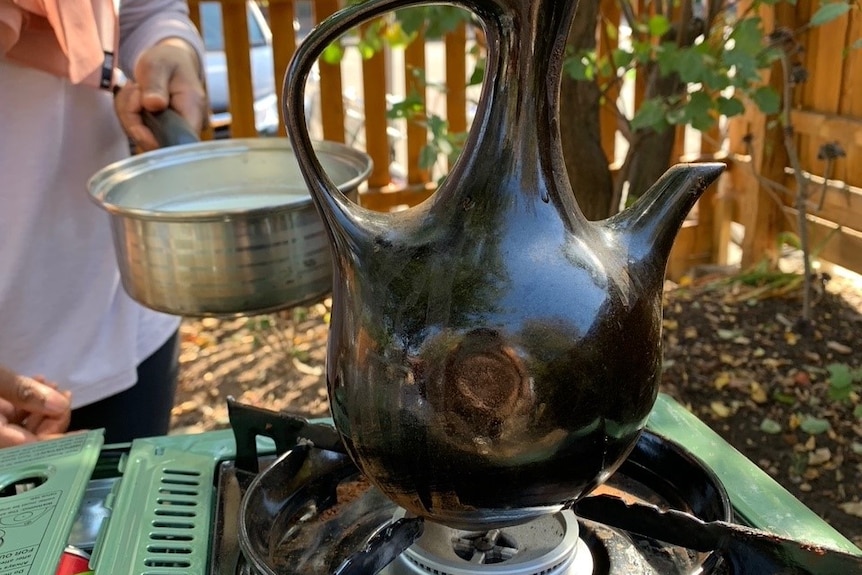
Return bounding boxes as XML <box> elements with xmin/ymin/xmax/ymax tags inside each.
<box><xmin>141</xmin><ymin>108</ymin><xmax>200</xmax><ymax>148</ymax></box>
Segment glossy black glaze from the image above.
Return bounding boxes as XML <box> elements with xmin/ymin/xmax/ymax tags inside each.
<box><xmin>284</xmin><ymin>0</ymin><xmax>724</xmax><ymax>529</ymax></box>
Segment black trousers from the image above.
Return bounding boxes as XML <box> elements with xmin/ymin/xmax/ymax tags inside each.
<box><xmin>69</xmin><ymin>331</ymin><xmax>179</xmax><ymax>444</ymax></box>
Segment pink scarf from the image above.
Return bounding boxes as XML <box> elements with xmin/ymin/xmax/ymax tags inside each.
<box><xmin>0</xmin><ymin>0</ymin><xmax>118</xmax><ymax>89</ymax></box>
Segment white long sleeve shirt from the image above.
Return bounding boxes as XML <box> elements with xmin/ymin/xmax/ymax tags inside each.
<box><xmin>0</xmin><ymin>0</ymin><xmax>204</xmax><ymax>407</ymax></box>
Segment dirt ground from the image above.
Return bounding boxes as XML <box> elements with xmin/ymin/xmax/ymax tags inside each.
<box><xmin>170</xmin><ymin>269</ymin><xmax>862</xmax><ymax>549</ymax></box>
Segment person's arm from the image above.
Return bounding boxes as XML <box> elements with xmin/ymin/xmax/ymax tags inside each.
<box><xmin>0</xmin><ymin>365</ymin><xmax>71</xmax><ymax>448</ymax></box>
<box><xmin>113</xmin><ymin>0</ymin><xmax>208</xmax><ymax>151</ymax></box>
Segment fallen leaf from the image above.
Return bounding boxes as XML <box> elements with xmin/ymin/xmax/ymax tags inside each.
<box><xmin>826</xmin><ymin>341</ymin><xmax>852</xmax><ymax>355</ymax></box>
<box><xmin>718</xmin><ymin>328</ymin><xmax>742</xmax><ymax>340</ymax></box>
<box><xmin>808</xmin><ymin>447</ymin><xmax>832</xmax><ymax>466</ymax></box>
<box><xmin>710</xmin><ymin>401</ymin><xmax>732</xmax><ymax>418</ymax></box>
<box><xmin>784</xmin><ymin>331</ymin><xmax>799</xmax><ymax>346</ymax></box>
<box><xmin>799</xmin><ymin>415</ymin><xmax>831</xmax><ymax>435</ymax></box>
<box><xmin>760</xmin><ymin>418</ymin><xmax>782</xmax><ymax>434</ymax></box>
<box><xmin>839</xmin><ymin>502</ymin><xmax>862</xmax><ymax>518</ymax></box>
<box><xmin>788</xmin><ymin>413</ymin><xmax>802</xmax><ymax>430</ymax></box>
<box><xmin>714</xmin><ymin>372</ymin><xmax>731</xmax><ymax>390</ymax></box>
<box><xmin>750</xmin><ymin>382</ymin><xmax>768</xmax><ymax>404</ymax></box>
<box><xmin>851</xmin><ymin>442</ymin><xmax>862</xmax><ymax>456</ymax></box>
<box><xmin>793</xmin><ymin>371</ymin><xmax>811</xmax><ymax>386</ymax></box>
<box><xmin>773</xmin><ymin>391</ymin><xmax>797</xmax><ymax>405</ymax></box>
<box><xmin>292</xmin><ymin>356</ymin><xmax>324</xmax><ymax>376</ymax></box>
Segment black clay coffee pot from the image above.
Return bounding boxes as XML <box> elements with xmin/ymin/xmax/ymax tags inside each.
<box><xmin>284</xmin><ymin>0</ymin><xmax>723</xmax><ymax>530</ymax></box>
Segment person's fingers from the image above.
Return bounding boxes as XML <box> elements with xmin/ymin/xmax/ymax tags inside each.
<box><xmin>135</xmin><ymin>40</ymin><xmax>207</xmax><ymax>133</ymax></box>
<box><xmin>0</xmin><ymin>418</ymin><xmax>38</xmax><ymax>448</ymax></box>
<box><xmin>0</xmin><ymin>375</ymin><xmax>70</xmax><ymax>417</ymax></box>
<box><xmin>30</xmin><ymin>391</ymin><xmax>71</xmax><ymax>436</ymax></box>
<box><xmin>0</xmin><ymin>397</ymin><xmax>14</xmax><ymax>420</ymax></box>
<box><xmin>114</xmin><ymin>83</ymin><xmax>161</xmax><ymax>151</ymax></box>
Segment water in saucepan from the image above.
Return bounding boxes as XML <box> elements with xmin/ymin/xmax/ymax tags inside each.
<box><xmin>152</xmin><ymin>191</ymin><xmax>307</xmax><ymax>212</ymax></box>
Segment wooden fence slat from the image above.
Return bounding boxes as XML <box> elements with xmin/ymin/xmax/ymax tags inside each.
<box><xmin>783</xmin><ymin>208</ymin><xmax>862</xmax><ymax>273</ymax></box>
<box><xmin>791</xmin><ymin>109</ymin><xmax>862</xmax><ymax>148</ymax></box>
<box><xmin>362</xmin><ymin>21</ymin><xmax>393</xmax><ymax>190</ymax></box>
<box><xmin>222</xmin><ymin>1</ymin><xmax>257</xmax><ymax>138</ymax></box>
<box><xmin>781</xmin><ymin>172</ymin><xmax>862</xmax><ymax>232</ymax></box>
<box><xmin>802</xmin><ymin>0</ymin><xmax>850</xmax><ymax>182</ymax></box>
<box><xmin>730</xmin><ymin>2</ymin><xmax>795</xmax><ymax>268</ymax></box>
<box><xmin>445</xmin><ymin>23</ymin><xmax>468</xmax><ymax>173</ymax></box>
<box><xmin>445</xmin><ymin>23</ymin><xmax>468</xmax><ymax>135</ymax></box>
<box><xmin>268</xmin><ymin>0</ymin><xmax>298</xmax><ymax>138</ymax></box>
<box><xmin>405</xmin><ymin>28</ymin><xmax>430</xmax><ymax>185</ymax></box>
<box><xmin>316</xmin><ymin>0</ymin><xmax>346</xmax><ymax>142</ymax></box>
<box><xmin>186</xmin><ymin>1</ymin><xmax>214</xmax><ymax>140</ymax></box>
<box><xmin>839</xmin><ymin>9</ymin><xmax>862</xmax><ymax>187</ymax></box>
<box><xmin>598</xmin><ymin>0</ymin><xmax>621</xmax><ymax>161</ymax></box>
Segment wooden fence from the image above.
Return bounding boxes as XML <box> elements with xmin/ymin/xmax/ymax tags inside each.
<box><xmin>186</xmin><ymin>0</ymin><xmax>862</xmax><ymax>278</ymax></box>
<box><xmin>722</xmin><ymin>1</ymin><xmax>862</xmax><ymax>275</ymax></box>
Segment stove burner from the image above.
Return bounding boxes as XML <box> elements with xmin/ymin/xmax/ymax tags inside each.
<box><xmin>232</xmin><ymin>417</ymin><xmax>733</xmax><ymax>574</ymax></box>
<box><xmin>384</xmin><ymin>510</ymin><xmax>594</xmax><ymax>575</ymax></box>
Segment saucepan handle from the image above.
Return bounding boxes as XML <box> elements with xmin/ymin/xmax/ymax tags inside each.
<box><xmin>283</xmin><ymin>0</ymin><xmax>497</xmax><ymax>228</ymax></box>
<box><xmin>141</xmin><ymin>108</ymin><xmax>201</xmax><ymax>148</ymax></box>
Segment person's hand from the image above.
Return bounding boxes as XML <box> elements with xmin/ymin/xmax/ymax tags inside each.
<box><xmin>114</xmin><ymin>38</ymin><xmax>207</xmax><ymax>151</ymax></box>
<box><xmin>0</xmin><ymin>371</ymin><xmax>72</xmax><ymax>448</ymax></box>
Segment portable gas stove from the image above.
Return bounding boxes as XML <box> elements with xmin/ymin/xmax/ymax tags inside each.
<box><xmin>2</xmin><ymin>394</ymin><xmax>860</xmax><ymax>575</ymax></box>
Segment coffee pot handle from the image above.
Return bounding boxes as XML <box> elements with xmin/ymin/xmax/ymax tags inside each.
<box><xmin>283</xmin><ymin>0</ymin><xmax>498</xmax><ymax>234</ymax></box>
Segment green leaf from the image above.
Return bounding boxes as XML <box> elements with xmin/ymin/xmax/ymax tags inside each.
<box><xmin>752</xmin><ymin>87</ymin><xmax>781</xmax><ymax>114</ymax></box>
<box><xmin>611</xmin><ymin>48</ymin><xmax>635</xmax><ymax>73</ymax></box>
<box><xmin>718</xmin><ymin>96</ymin><xmax>745</xmax><ymax>117</ymax></box>
<box><xmin>674</xmin><ymin>48</ymin><xmax>708</xmax><ymax>83</ymax></box>
<box><xmin>418</xmin><ymin>144</ymin><xmax>438</xmax><ymax>170</ymax></box>
<box><xmin>648</xmin><ymin>14</ymin><xmax>672</xmax><ymax>37</ymax></box>
<box><xmin>467</xmin><ymin>59</ymin><xmax>486</xmax><ymax>86</ymax></box>
<box><xmin>387</xmin><ymin>94</ymin><xmax>424</xmax><ymax>119</ymax></box>
<box><xmin>563</xmin><ymin>52</ymin><xmax>595</xmax><ymax>81</ymax></box>
<box><xmin>630</xmin><ymin>98</ymin><xmax>669</xmax><ymax>132</ymax></box>
<box><xmin>810</xmin><ymin>2</ymin><xmax>851</xmax><ymax>26</ymax></box>
<box><xmin>656</xmin><ymin>42</ymin><xmax>681</xmax><ymax>76</ymax></box>
<box><xmin>321</xmin><ymin>42</ymin><xmax>344</xmax><ymax>65</ymax></box>
<box><xmin>424</xmin><ymin>6</ymin><xmax>471</xmax><ymax>38</ymax></box>
<box><xmin>827</xmin><ymin>363</ymin><xmax>854</xmax><ymax>388</ymax></box>
<box><xmin>687</xmin><ymin>92</ymin><xmax>717</xmax><ymax>131</ymax></box>
<box><xmin>799</xmin><ymin>415</ymin><xmax>831</xmax><ymax>435</ymax></box>
<box><xmin>394</xmin><ymin>7</ymin><xmax>427</xmax><ymax>35</ymax></box>
<box><xmin>773</xmin><ymin>391</ymin><xmax>797</xmax><ymax>405</ymax></box>
<box><xmin>730</xmin><ymin>17</ymin><xmax>766</xmax><ymax>54</ymax></box>
<box><xmin>760</xmin><ymin>418</ymin><xmax>783</xmax><ymax>434</ymax></box>
<box><xmin>426</xmin><ymin>114</ymin><xmax>447</xmax><ymax>139</ymax></box>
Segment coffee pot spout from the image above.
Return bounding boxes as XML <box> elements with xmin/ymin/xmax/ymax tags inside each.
<box><xmin>608</xmin><ymin>162</ymin><xmax>725</xmax><ymax>282</ymax></box>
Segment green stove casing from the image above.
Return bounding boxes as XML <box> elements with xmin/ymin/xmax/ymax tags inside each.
<box><xmin>0</xmin><ymin>394</ymin><xmax>858</xmax><ymax>574</ymax></box>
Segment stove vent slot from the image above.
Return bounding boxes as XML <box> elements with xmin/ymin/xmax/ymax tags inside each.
<box><xmin>142</xmin><ymin>467</ymin><xmax>204</xmax><ymax>573</ymax></box>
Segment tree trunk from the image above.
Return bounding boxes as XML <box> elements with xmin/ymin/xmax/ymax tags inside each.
<box><xmin>614</xmin><ymin>1</ymin><xmax>704</xmax><ymax>204</ymax></box>
<box><xmin>559</xmin><ymin>0</ymin><xmax>613</xmax><ymax>221</ymax></box>
<box><xmin>618</xmin><ymin>68</ymin><xmax>681</xmax><ymax>205</ymax></box>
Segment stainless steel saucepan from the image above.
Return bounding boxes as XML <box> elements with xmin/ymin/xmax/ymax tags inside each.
<box><xmin>88</xmin><ymin>110</ymin><xmax>372</xmax><ymax>317</ymax></box>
